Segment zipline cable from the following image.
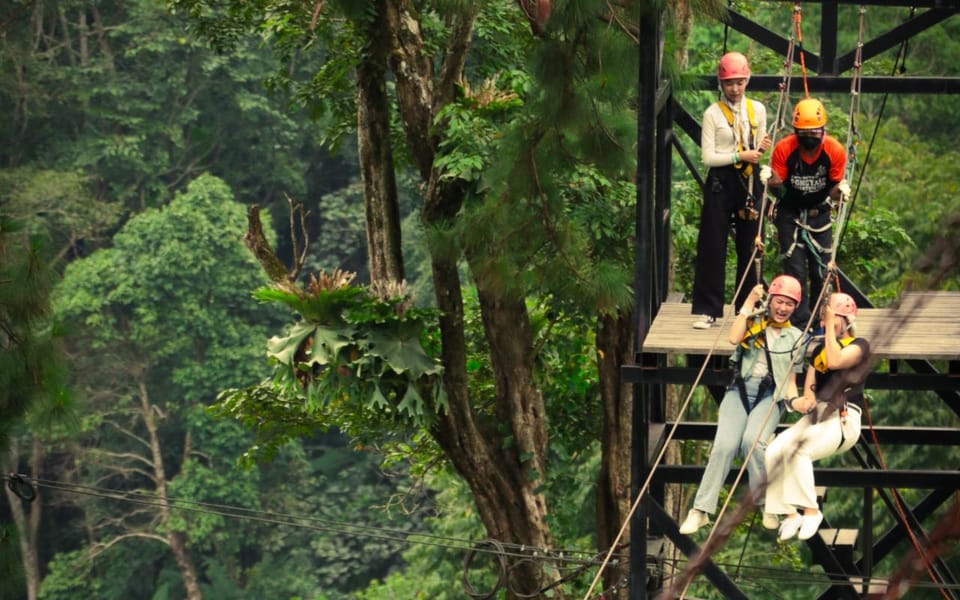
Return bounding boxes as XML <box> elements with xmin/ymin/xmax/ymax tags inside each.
<box><xmin>9</xmin><ymin>472</ymin><xmax>953</xmax><ymax>596</ymax></box>
<box><xmin>14</xmin><ymin>475</ymin><xmax>613</xmax><ymax>565</ymax></box>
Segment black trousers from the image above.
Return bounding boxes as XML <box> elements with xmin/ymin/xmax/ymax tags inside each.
<box><xmin>774</xmin><ymin>205</ymin><xmax>833</xmax><ymax>328</ymax></box>
<box><xmin>691</xmin><ymin>166</ymin><xmax>761</xmax><ymax>318</ymax></box>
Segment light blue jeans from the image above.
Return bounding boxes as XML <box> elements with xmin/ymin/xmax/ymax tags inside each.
<box><xmin>691</xmin><ymin>377</ymin><xmax>783</xmax><ymax>514</ymax></box>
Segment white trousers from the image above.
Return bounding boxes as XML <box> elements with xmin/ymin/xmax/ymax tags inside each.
<box><xmin>764</xmin><ymin>402</ymin><xmax>861</xmax><ymax>514</ymax></box>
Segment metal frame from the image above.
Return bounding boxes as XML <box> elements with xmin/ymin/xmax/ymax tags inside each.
<box><xmin>630</xmin><ymin>2</ymin><xmax>960</xmax><ymax>598</ymax></box>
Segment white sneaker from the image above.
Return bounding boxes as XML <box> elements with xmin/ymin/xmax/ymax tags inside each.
<box><xmin>798</xmin><ymin>511</ymin><xmax>824</xmax><ymax>541</ymax></box>
<box><xmin>762</xmin><ymin>512</ymin><xmax>779</xmax><ymax>530</ymax></box>
<box><xmin>692</xmin><ymin>315</ymin><xmax>716</xmax><ymax>330</ymax></box>
<box><xmin>679</xmin><ymin>509</ymin><xmax>710</xmax><ymax>534</ymax></box>
<box><xmin>778</xmin><ymin>515</ymin><xmax>802</xmax><ymax>541</ymax></box>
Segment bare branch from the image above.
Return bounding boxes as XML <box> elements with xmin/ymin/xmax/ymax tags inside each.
<box><xmin>89</xmin><ymin>532</ymin><xmax>169</xmax><ymax>559</ymax></box>
<box><xmin>284</xmin><ymin>194</ymin><xmax>311</xmax><ymax>281</ymax></box>
<box><xmin>309</xmin><ymin>0</ymin><xmax>326</xmax><ymax>32</ymax></box>
<box><xmin>100</xmin><ymin>418</ymin><xmax>152</xmax><ymax>452</ymax></box>
<box><xmin>244</xmin><ymin>205</ymin><xmax>300</xmax><ymax>292</ymax></box>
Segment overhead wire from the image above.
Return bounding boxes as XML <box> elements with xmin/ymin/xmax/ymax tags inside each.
<box><xmin>13</xmin><ymin>474</ymin><xmax>615</xmax><ymax>567</ymax></box>
<box><xmin>11</xmin><ymin>472</ymin><xmax>953</xmax><ymax>597</ymax></box>
<box><xmin>10</xmin><ymin>473</ymin><xmax>643</xmax><ymax>597</ymax></box>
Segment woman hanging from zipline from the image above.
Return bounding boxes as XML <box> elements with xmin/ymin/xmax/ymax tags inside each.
<box><xmin>764</xmin><ymin>291</ymin><xmax>870</xmax><ymax>542</ymax></box>
<box><xmin>679</xmin><ymin>275</ymin><xmax>805</xmax><ymax>535</ymax></box>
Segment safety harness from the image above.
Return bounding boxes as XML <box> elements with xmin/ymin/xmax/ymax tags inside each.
<box><xmin>811</xmin><ymin>336</ymin><xmax>862</xmax><ymax>451</ymax></box>
<box><xmin>730</xmin><ymin>317</ymin><xmax>791</xmax><ymax>415</ymax></box>
<box><xmin>812</xmin><ymin>335</ymin><xmax>856</xmax><ymax>373</ymax></box>
<box><xmin>717</xmin><ymin>99</ymin><xmax>758</xmax><ymax>177</ymax></box>
<box><xmin>717</xmin><ymin>99</ymin><xmax>762</xmax><ymax>221</ymax></box>
<box><xmin>782</xmin><ymin>207</ymin><xmax>834</xmax><ymax>269</ymax></box>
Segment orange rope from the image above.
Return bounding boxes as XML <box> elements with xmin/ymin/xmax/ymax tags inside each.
<box><xmin>794</xmin><ymin>4</ymin><xmax>810</xmax><ymax>98</ymax></box>
<box><xmin>862</xmin><ymin>398</ymin><xmax>950</xmax><ymax>599</ymax></box>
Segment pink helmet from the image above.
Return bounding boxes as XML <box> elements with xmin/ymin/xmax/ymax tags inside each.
<box><xmin>829</xmin><ymin>292</ymin><xmax>858</xmax><ymax>319</ymax></box>
<box><xmin>768</xmin><ymin>275</ymin><xmax>802</xmax><ymax>304</ymax></box>
<box><xmin>718</xmin><ymin>52</ymin><xmax>751</xmax><ymax>80</ymax></box>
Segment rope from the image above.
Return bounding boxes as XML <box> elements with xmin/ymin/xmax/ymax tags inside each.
<box><xmin>674</xmin><ymin>8</ymin><xmax>849</xmax><ymax>593</ymax></box>
<box><xmin>840</xmin><ymin>6</ymin><xmax>915</xmax><ymax>252</ymax></box>
<box><xmin>830</xmin><ymin>5</ymin><xmax>867</xmax><ymax>269</ymax></box>
<box><xmin>676</xmin><ymin>294</ymin><xmax>814</xmax><ymax>599</ymax></box>
<box><xmin>794</xmin><ymin>3</ymin><xmax>810</xmax><ymax>99</ymax></box>
<box><xmin>860</xmin><ymin>402</ymin><xmax>951</xmax><ymax>600</ymax></box>
<box><xmin>668</xmin><ymin>10</ymin><xmax>809</xmax><ymax>597</ymax></box>
<box><xmin>755</xmin><ymin>2</ymin><xmax>800</xmax><ymax>257</ymax></box>
<box><xmin>581</xmin><ymin>239</ymin><xmax>766</xmax><ymax>598</ymax></box>
<box><xmin>581</xmin><ymin>10</ymin><xmax>807</xmax><ymax>593</ymax></box>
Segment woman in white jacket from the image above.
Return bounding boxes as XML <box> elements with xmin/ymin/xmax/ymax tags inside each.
<box><xmin>691</xmin><ymin>51</ymin><xmax>772</xmax><ymax>330</ymax></box>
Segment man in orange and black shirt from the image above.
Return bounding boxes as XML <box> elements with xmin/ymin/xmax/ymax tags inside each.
<box><xmin>761</xmin><ymin>98</ymin><xmax>849</xmax><ymax>329</ymax></box>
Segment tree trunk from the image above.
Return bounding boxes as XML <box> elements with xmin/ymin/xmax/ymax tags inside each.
<box><xmin>357</xmin><ymin>0</ymin><xmax>404</xmax><ymax>285</ymax></box>
<box><xmin>384</xmin><ymin>3</ymin><xmax>559</xmax><ymax>595</ymax></box>
<box><xmin>2</xmin><ymin>438</ymin><xmax>42</xmax><ymax>600</ymax></box>
<box><xmin>422</xmin><ymin>177</ymin><xmax>559</xmax><ymax>598</ymax></box>
<box><xmin>138</xmin><ymin>380</ymin><xmax>203</xmax><ymax>600</ymax></box>
<box><xmin>595</xmin><ymin>311</ymin><xmax>634</xmax><ymax>599</ymax></box>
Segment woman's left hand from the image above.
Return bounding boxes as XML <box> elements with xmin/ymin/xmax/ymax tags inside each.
<box><xmin>794</xmin><ymin>396</ymin><xmax>817</xmax><ymax>413</ymax></box>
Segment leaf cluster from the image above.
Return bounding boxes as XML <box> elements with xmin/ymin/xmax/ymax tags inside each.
<box><xmin>215</xmin><ymin>277</ymin><xmax>445</xmax><ymax>461</ymax></box>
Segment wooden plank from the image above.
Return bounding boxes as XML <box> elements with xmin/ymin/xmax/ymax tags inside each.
<box><xmin>834</xmin><ymin>529</ymin><xmax>859</xmax><ymax>548</ymax></box>
<box><xmin>641</xmin><ymin>292</ymin><xmax>960</xmax><ymax>360</ymax></box>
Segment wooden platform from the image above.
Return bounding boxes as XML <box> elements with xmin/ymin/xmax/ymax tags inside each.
<box><xmin>641</xmin><ymin>291</ymin><xmax>960</xmax><ymax>360</ymax></box>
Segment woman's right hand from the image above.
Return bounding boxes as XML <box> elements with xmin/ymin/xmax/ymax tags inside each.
<box><xmin>740</xmin><ymin>149</ymin><xmax>763</xmax><ymax>164</ymax></box>
<box><xmin>758</xmin><ymin>134</ymin><xmax>772</xmax><ymax>153</ymax></box>
<box><xmin>746</xmin><ymin>284</ymin><xmax>764</xmax><ymax>307</ymax></box>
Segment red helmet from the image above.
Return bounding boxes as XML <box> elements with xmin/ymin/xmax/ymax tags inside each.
<box><xmin>717</xmin><ymin>52</ymin><xmax>751</xmax><ymax>80</ymax></box>
<box><xmin>829</xmin><ymin>292</ymin><xmax>858</xmax><ymax>319</ymax></box>
<box><xmin>768</xmin><ymin>275</ymin><xmax>802</xmax><ymax>304</ymax></box>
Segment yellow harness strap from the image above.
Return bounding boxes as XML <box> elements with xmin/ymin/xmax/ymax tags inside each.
<box><xmin>717</xmin><ymin>99</ymin><xmax>757</xmax><ymax>177</ymax></box>
<box><xmin>813</xmin><ymin>337</ymin><xmax>856</xmax><ymax>373</ymax></box>
<box><xmin>740</xmin><ymin>317</ymin><xmax>791</xmax><ymax>349</ymax></box>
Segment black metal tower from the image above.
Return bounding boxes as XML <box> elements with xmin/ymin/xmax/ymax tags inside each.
<box><xmin>628</xmin><ymin>2</ymin><xmax>960</xmax><ymax>598</ymax></box>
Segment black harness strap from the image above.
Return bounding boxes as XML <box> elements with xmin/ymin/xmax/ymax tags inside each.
<box><xmin>732</xmin><ymin>328</ymin><xmax>777</xmax><ymax>414</ymax></box>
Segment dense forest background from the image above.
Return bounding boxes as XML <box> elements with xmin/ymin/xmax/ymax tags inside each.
<box><xmin>1</xmin><ymin>1</ymin><xmax>958</xmax><ymax>599</ymax></box>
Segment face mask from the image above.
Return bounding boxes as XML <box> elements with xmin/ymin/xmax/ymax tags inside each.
<box><xmin>798</xmin><ymin>135</ymin><xmax>821</xmax><ymax>151</ymax></box>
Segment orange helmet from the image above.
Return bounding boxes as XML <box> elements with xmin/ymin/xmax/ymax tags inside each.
<box><xmin>829</xmin><ymin>292</ymin><xmax>858</xmax><ymax>320</ymax></box>
<box><xmin>768</xmin><ymin>275</ymin><xmax>802</xmax><ymax>304</ymax></box>
<box><xmin>793</xmin><ymin>98</ymin><xmax>827</xmax><ymax>129</ymax></box>
<box><xmin>717</xmin><ymin>52</ymin><xmax>751</xmax><ymax>80</ymax></box>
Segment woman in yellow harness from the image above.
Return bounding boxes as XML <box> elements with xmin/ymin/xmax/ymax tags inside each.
<box><xmin>691</xmin><ymin>51</ymin><xmax>772</xmax><ymax>329</ymax></box>
<box><xmin>764</xmin><ymin>292</ymin><xmax>870</xmax><ymax>541</ymax></box>
<box><xmin>680</xmin><ymin>275</ymin><xmax>804</xmax><ymax>535</ymax></box>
